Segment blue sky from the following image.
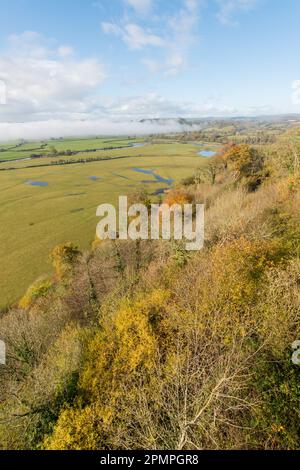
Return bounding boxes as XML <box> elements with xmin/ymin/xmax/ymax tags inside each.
<box><xmin>0</xmin><ymin>0</ymin><xmax>300</xmax><ymax>138</ymax></box>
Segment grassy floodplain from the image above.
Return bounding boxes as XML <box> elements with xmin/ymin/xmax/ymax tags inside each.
<box><xmin>0</xmin><ymin>136</ymin><xmax>220</xmax><ymax>307</ymax></box>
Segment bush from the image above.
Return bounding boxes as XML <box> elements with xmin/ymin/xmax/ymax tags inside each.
<box><xmin>19</xmin><ymin>277</ymin><xmax>53</xmax><ymax>309</ymax></box>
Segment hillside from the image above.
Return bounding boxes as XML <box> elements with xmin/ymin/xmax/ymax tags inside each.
<box><xmin>0</xmin><ymin>128</ymin><xmax>299</xmax><ymax>450</ymax></box>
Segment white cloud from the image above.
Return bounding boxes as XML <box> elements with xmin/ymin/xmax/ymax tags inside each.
<box><xmin>102</xmin><ymin>1</ymin><xmax>200</xmax><ymax>75</ymax></box>
<box><xmin>125</xmin><ymin>0</ymin><xmax>152</xmax><ymax>15</ymax></box>
<box><xmin>109</xmin><ymin>92</ymin><xmax>192</xmax><ymax>116</ymax></box>
<box><xmin>216</xmin><ymin>0</ymin><xmax>259</xmax><ymax>25</ymax></box>
<box><xmin>101</xmin><ymin>22</ymin><xmax>122</xmax><ymax>36</ymax></box>
<box><xmin>142</xmin><ymin>54</ymin><xmax>185</xmax><ymax>77</ymax></box>
<box><xmin>0</xmin><ymin>32</ymin><xmax>106</xmax><ymax>122</ymax></box>
<box><xmin>123</xmin><ymin>23</ymin><xmax>165</xmax><ymax>49</ymax></box>
<box><xmin>137</xmin><ymin>0</ymin><xmax>201</xmax><ymax>76</ymax></box>
<box><xmin>57</xmin><ymin>45</ymin><xmax>74</xmax><ymax>57</ymax></box>
<box><xmin>292</xmin><ymin>80</ymin><xmax>300</xmax><ymax>105</ymax></box>
<box><xmin>102</xmin><ymin>22</ymin><xmax>164</xmax><ymax>50</ymax></box>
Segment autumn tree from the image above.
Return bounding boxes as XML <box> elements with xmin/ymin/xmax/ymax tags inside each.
<box><xmin>222</xmin><ymin>144</ymin><xmax>265</xmax><ymax>190</ymax></box>
<box><xmin>164</xmin><ymin>188</ymin><xmax>193</xmax><ymax>206</ymax></box>
<box><xmin>50</xmin><ymin>242</ymin><xmax>81</xmax><ymax>279</ymax></box>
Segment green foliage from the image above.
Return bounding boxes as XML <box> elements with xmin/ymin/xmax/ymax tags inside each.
<box><xmin>254</xmin><ymin>352</ymin><xmax>300</xmax><ymax>449</ymax></box>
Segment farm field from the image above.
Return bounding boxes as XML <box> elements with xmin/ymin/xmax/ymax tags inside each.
<box><xmin>0</xmin><ymin>136</ymin><xmax>219</xmax><ymax>307</ymax></box>
<box><xmin>0</xmin><ymin>137</ymin><xmax>145</xmax><ymax>162</ymax></box>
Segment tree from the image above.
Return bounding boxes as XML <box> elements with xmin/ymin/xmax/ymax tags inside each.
<box><xmin>49</xmin><ymin>146</ymin><xmax>58</xmax><ymax>155</ymax></box>
<box><xmin>223</xmin><ymin>144</ymin><xmax>265</xmax><ymax>190</ymax></box>
<box><xmin>50</xmin><ymin>242</ymin><xmax>81</xmax><ymax>279</ymax></box>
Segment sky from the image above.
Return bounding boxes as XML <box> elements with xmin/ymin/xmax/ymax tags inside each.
<box><xmin>0</xmin><ymin>0</ymin><xmax>300</xmax><ymax>139</ymax></box>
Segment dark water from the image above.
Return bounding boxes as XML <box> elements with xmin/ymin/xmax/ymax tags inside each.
<box><xmin>133</xmin><ymin>168</ymin><xmax>154</xmax><ymax>176</ymax></box>
<box><xmin>90</xmin><ymin>176</ymin><xmax>100</xmax><ymax>181</ymax></box>
<box><xmin>26</xmin><ymin>180</ymin><xmax>48</xmax><ymax>187</ymax></box>
<box><xmin>153</xmin><ymin>188</ymin><xmax>168</xmax><ymax>195</ymax></box>
<box><xmin>133</xmin><ymin>168</ymin><xmax>174</xmax><ymax>186</ymax></box>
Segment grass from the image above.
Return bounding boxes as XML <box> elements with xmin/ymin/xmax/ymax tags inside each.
<box><xmin>0</xmin><ymin>137</ymin><xmax>145</xmax><ymax>161</ymax></box>
<box><xmin>0</xmin><ymin>137</ymin><xmax>220</xmax><ymax>307</ymax></box>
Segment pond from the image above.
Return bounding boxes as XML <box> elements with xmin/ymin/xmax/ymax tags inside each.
<box><xmin>133</xmin><ymin>168</ymin><xmax>174</xmax><ymax>186</ymax></box>
<box><xmin>131</xmin><ymin>143</ymin><xmax>146</xmax><ymax>148</ymax></box>
<box><xmin>90</xmin><ymin>176</ymin><xmax>100</xmax><ymax>181</ymax></box>
<box><xmin>26</xmin><ymin>180</ymin><xmax>48</xmax><ymax>187</ymax></box>
<box><xmin>198</xmin><ymin>150</ymin><xmax>216</xmax><ymax>158</ymax></box>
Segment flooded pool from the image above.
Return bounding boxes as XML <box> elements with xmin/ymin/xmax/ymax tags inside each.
<box><xmin>26</xmin><ymin>181</ymin><xmax>48</xmax><ymax>187</ymax></box>
<box><xmin>198</xmin><ymin>150</ymin><xmax>216</xmax><ymax>158</ymax></box>
<box><xmin>133</xmin><ymin>168</ymin><xmax>154</xmax><ymax>176</ymax></box>
<box><xmin>131</xmin><ymin>143</ymin><xmax>146</xmax><ymax>148</ymax></box>
<box><xmin>133</xmin><ymin>168</ymin><xmax>174</xmax><ymax>186</ymax></box>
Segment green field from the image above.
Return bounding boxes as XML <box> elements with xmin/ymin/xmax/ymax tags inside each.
<box><xmin>0</xmin><ymin>137</ymin><xmax>146</xmax><ymax>161</ymax></box>
<box><xmin>0</xmin><ymin>137</ymin><xmax>219</xmax><ymax>307</ymax></box>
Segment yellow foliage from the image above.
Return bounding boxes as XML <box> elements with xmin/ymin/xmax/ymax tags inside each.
<box><xmin>44</xmin><ymin>404</ymin><xmax>105</xmax><ymax>450</ymax></box>
<box><xmin>223</xmin><ymin>144</ymin><xmax>264</xmax><ymax>187</ymax></box>
<box><xmin>45</xmin><ymin>289</ymin><xmax>171</xmax><ymax>449</ymax></box>
<box><xmin>19</xmin><ymin>277</ymin><xmax>53</xmax><ymax>309</ymax></box>
<box><xmin>91</xmin><ymin>237</ymin><xmax>103</xmax><ymax>251</ymax></box>
<box><xmin>277</xmin><ymin>173</ymin><xmax>300</xmax><ymax>200</ymax></box>
<box><xmin>164</xmin><ymin>188</ymin><xmax>193</xmax><ymax>206</ymax></box>
<box><xmin>50</xmin><ymin>242</ymin><xmax>81</xmax><ymax>279</ymax></box>
<box><xmin>80</xmin><ymin>289</ymin><xmax>170</xmax><ymax>399</ymax></box>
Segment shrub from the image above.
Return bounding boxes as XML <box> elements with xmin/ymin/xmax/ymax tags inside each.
<box><xmin>19</xmin><ymin>277</ymin><xmax>53</xmax><ymax>309</ymax></box>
